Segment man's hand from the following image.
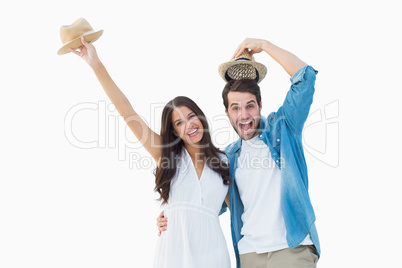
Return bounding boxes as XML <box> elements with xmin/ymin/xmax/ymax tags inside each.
<box><xmin>156</xmin><ymin>211</ymin><xmax>167</xmax><ymax>236</ymax></box>
<box><xmin>233</xmin><ymin>37</ymin><xmax>307</xmax><ymax>77</ymax></box>
<box><xmin>233</xmin><ymin>38</ymin><xmax>267</xmax><ymax>59</ymax></box>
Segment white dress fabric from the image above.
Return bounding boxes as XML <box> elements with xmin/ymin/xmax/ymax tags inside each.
<box><xmin>154</xmin><ymin>148</ymin><xmax>230</xmax><ymax>268</ymax></box>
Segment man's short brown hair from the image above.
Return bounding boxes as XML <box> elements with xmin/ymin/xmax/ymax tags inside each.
<box><xmin>222</xmin><ymin>79</ymin><xmax>262</xmax><ymax>110</ymax></box>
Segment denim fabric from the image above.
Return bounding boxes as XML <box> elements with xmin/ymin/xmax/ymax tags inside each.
<box><xmin>220</xmin><ymin>66</ymin><xmax>321</xmax><ymax>268</ymax></box>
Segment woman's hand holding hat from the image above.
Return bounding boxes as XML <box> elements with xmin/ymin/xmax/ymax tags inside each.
<box><xmin>69</xmin><ymin>37</ymin><xmax>100</xmax><ymax>68</ymax></box>
<box><xmin>57</xmin><ymin>18</ymin><xmax>103</xmax><ymax>55</ymax></box>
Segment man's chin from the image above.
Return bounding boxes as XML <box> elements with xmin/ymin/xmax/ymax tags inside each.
<box><xmin>238</xmin><ymin>129</ymin><xmax>258</xmax><ymax>140</ymax></box>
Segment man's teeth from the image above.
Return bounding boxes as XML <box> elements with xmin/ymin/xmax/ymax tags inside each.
<box><xmin>239</xmin><ymin>120</ymin><xmax>252</xmax><ymax>132</ymax></box>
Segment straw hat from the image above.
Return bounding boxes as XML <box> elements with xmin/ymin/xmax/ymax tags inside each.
<box><xmin>218</xmin><ymin>49</ymin><xmax>267</xmax><ymax>84</ymax></box>
<box><xmin>57</xmin><ymin>18</ymin><xmax>103</xmax><ymax>55</ymax></box>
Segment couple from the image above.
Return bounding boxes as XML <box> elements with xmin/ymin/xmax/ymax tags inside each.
<box><xmin>70</xmin><ymin>36</ymin><xmax>320</xmax><ymax>267</ymax></box>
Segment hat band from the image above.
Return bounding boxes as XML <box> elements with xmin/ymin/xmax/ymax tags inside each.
<box><xmin>62</xmin><ymin>30</ymin><xmax>95</xmax><ymax>45</ymax></box>
<box><xmin>234</xmin><ymin>57</ymin><xmax>251</xmax><ymax>61</ymax></box>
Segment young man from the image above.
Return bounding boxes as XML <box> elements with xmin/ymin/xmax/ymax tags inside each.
<box><xmin>158</xmin><ymin>38</ymin><xmax>320</xmax><ymax>268</ymax></box>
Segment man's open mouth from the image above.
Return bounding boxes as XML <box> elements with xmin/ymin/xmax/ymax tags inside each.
<box><xmin>239</xmin><ymin>120</ymin><xmax>253</xmax><ymax>133</ymax></box>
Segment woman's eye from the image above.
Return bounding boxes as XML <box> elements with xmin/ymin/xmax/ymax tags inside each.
<box><xmin>176</xmin><ymin>122</ymin><xmax>182</xmax><ymax>126</ymax></box>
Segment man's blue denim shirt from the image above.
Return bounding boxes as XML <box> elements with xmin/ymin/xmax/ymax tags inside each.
<box><xmin>220</xmin><ymin>65</ymin><xmax>321</xmax><ymax>268</ymax></box>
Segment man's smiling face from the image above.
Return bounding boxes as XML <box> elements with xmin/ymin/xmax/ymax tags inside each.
<box><xmin>225</xmin><ymin>91</ymin><xmax>262</xmax><ymax>141</ymax></box>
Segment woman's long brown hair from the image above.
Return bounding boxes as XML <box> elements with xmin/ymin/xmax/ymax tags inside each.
<box><xmin>154</xmin><ymin>96</ymin><xmax>230</xmax><ymax>204</ymax></box>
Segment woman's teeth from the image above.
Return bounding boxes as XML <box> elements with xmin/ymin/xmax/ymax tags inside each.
<box><xmin>187</xmin><ymin>128</ymin><xmax>198</xmax><ymax>137</ymax></box>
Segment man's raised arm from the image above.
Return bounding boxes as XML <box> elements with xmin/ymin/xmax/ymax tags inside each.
<box><xmin>233</xmin><ymin>38</ymin><xmax>307</xmax><ymax>77</ymax></box>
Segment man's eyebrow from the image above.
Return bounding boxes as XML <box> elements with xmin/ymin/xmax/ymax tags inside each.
<box><xmin>230</xmin><ymin>102</ymin><xmax>239</xmax><ymax>108</ymax></box>
<box><xmin>230</xmin><ymin>100</ymin><xmax>256</xmax><ymax>108</ymax></box>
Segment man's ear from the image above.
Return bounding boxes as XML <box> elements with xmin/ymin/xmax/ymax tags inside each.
<box><xmin>259</xmin><ymin>101</ymin><xmax>262</xmax><ymax>110</ymax></box>
<box><xmin>225</xmin><ymin>109</ymin><xmax>228</xmax><ymax>116</ymax></box>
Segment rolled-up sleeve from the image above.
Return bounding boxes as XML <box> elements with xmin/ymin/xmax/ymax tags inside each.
<box><xmin>282</xmin><ymin>65</ymin><xmax>318</xmax><ymax>135</ymax></box>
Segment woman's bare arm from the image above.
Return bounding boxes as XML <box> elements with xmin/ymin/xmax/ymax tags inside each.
<box><xmin>69</xmin><ymin>37</ymin><xmax>162</xmax><ymax>161</ymax></box>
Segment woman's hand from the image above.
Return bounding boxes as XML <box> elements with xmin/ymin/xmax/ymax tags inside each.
<box><xmin>69</xmin><ymin>37</ymin><xmax>100</xmax><ymax>68</ymax></box>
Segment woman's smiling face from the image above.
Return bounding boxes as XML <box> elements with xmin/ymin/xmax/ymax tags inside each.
<box><xmin>171</xmin><ymin>105</ymin><xmax>204</xmax><ymax>145</ymax></box>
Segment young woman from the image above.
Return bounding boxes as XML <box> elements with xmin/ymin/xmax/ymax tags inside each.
<box><xmin>69</xmin><ymin>37</ymin><xmax>231</xmax><ymax>268</ymax></box>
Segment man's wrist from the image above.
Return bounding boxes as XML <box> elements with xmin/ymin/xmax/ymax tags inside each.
<box><xmin>261</xmin><ymin>40</ymin><xmax>272</xmax><ymax>53</ymax></box>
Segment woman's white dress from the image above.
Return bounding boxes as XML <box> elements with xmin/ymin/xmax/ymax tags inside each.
<box><xmin>154</xmin><ymin>148</ymin><xmax>230</xmax><ymax>268</ymax></box>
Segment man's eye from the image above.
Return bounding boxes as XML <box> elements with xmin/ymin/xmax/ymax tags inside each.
<box><xmin>233</xmin><ymin>107</ymin><xmax>239</xmax><ymax>111</ymax></box>
<box><xmin>247</xmin><ymin>105</ymin><xmax>254</xmax><ymax>109</ymax></box>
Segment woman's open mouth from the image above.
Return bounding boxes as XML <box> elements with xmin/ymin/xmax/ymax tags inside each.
<box><xmin>187</xmin><ymin>128</ymin><xmax>199</xmax><ymax>137</ymax></box>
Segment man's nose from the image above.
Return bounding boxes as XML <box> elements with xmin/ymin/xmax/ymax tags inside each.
<box><xmin>240</xmin><ymin>107</ymin><xmax>250</xmax><ymax>119</ymax></box>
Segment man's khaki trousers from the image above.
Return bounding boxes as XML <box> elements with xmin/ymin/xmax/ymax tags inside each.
<box><xmin>240</xmin><ymin>245</ymin><xmax>318</xmax><ymax>268</ymax></box>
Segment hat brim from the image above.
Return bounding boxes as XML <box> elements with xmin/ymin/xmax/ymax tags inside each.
<box><xmin>57</xmin><ymin>30</ymin><xmax>104</xmax><ymax>55</ymax></box>
<box><xmin>218</xmin><ymin>60</ymin><xmax>267</xmax><ymax>84</ymax></box>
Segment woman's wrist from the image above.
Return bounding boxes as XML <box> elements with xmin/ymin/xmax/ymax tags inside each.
<box><xmin>90</xmin><ymin>58</ymin><xmax>103</xmax><ymax>71</ymax></box>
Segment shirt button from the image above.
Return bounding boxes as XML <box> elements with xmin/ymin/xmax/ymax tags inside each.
<box><xmin>277</xmin><ymin>138</ymin><xmax>280</xmax><ymax>142</ymax></box>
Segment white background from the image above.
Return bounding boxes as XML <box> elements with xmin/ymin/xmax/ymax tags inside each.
<box><xmin>1</xmin><ymin>0</ymin><xmax>401</xmax><ymax>267</ymax></box>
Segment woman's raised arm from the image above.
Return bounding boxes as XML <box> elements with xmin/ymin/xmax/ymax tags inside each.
<box><xmin>69</xmin><ymin>37</ymin><xmax>162</xmax><ymax>161</ymax></box>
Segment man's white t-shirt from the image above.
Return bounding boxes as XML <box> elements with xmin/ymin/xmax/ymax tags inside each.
<box><xmin>235</xmin><ymin>135</ymin><xmax>313</xmax><ymax>254</ymax></box>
